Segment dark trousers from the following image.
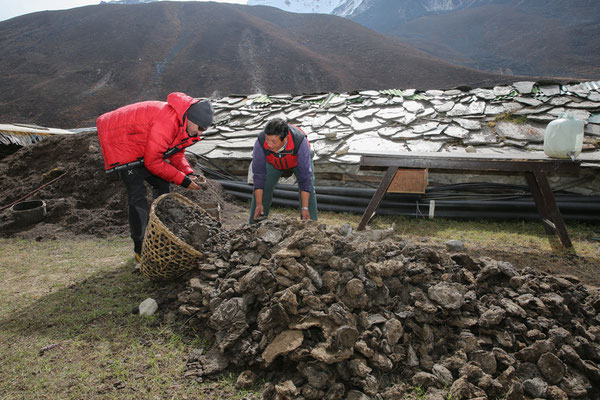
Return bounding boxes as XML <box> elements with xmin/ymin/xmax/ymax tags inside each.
<box><xmin>120</xmin><ymin>167</ymin><xmax>170</xmax><ymax>254</ymax></box>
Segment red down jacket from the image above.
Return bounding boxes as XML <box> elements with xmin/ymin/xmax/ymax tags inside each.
<box><xmin>96</xmin><ymin>92</ymin><xmax>201</xmax><ymax>186</ymax></box>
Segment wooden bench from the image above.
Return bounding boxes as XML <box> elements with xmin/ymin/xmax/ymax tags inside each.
<box><xmin>357</xmin><ymin>152</ymin><xmax>581</xmax><ymax>248</ymax></box>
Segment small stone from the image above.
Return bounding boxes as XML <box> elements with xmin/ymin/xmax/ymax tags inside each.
<box><xmin>139</xmin><ymin>298</ymin><xmax>158</xmax><ymax>316</ymax></box>
<box><xmin>339</xmin><ymin>223</ymin><xmax>353</xmax><ymax>237</ymax></box>
<box><xmin>446</xmin><ymin>240</ymin><xmax>465</xmax><ymax>252</ymax></box>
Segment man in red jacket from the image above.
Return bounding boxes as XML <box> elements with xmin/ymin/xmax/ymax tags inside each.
<box><xmin>96</xmin><ymin>92</ymin><xmax>214</xmax><ymax>262</ymax></box>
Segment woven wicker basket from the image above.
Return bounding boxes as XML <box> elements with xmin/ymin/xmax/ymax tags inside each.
<box><xmin>140</xmin><ymin>193</ymin><xmax>205</xmax><ymax>280</ymax></box>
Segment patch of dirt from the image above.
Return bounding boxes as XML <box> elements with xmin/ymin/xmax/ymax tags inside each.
<box><xmin>404</xmin><ymin>237</ymin><xmax>600</xmax><ymax>288</ymax></box>
<box><xmin>0</xmin><ymin>132</ymin><xmax>249</xmax><ymax>240</ymax></box>
<box><xmin>469</xmin><ymin>246</ymin><xmax>600</xmax><ymax>286</ymax></box>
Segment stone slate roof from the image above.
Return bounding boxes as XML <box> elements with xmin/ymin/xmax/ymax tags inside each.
<box><xmin>1</xmin><ymin>80</ymin><xmax>599</xmax><ymax>192</ymax></box>
<box><xmin>189</xmin><ymin>80</ymin><xmax>600</xmax><ymax>169</ymax></box>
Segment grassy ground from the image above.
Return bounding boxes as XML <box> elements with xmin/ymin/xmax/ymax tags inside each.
<box><xmin>1</xmin><ymin>212</ymin><xmax>599</xmax><ymax>399</ymax></box>
<box><xmin>0</xmin><ymin>237</ymin><xmax>259</xmax><ymax>400</ymax></box>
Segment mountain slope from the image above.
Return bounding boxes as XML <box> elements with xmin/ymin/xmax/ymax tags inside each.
<box><xmin>340</xmin><ymin>0</ymin><xmax>600</xmax><ymax>78</ymax></box>
<box><xmin>0</xmin><ymin>2</ymin><xmax>512</xmax><ymax>127</ymax></box>
<box><xmin>250</xmin><ymin>0</ymin><xmax>600</xmax><ymax>78</ymax></box>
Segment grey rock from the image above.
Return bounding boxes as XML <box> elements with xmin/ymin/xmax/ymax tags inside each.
<box><xmin>549</xmin><ymin>97</ymin><xmax>572</xmax><ymax>106</ymax></box>
<box><xmin>514</xmin><ymin>96</ymin><xmax>543</xmax><ymax>107</ymax></box>
<box><xmin>454</xmin><ymin>118</ymin><xmax>482</xmax><ymax>130</ymax></box>
<box><xmin>513</xmin><ymin>81</ymin><xmax>535</xmax><ymax>94</ymax></box>
<box><xmin>495</xmin><ymin>121</ymin><xmax>544</xmax><ymax>142</ymax></box>
<box><xmin>539</xmin><ymin>85</ymin><xmax>561</xmax><ymax>96</ymax></box>
<box><xmin>446</xmin><ymin>239</ymin><xmax>465</xmax><ymax>252</ymax></box>
<box><xmin>472</xmin><ymin>88</ymin><xmax>496</xmax><ymax>100</ymax></box>
<box><xmin>139</xmin><ymin>298</ymin><xmax>158</xmax><ymax>316</ymax></box>
<box><xmin>339</xmin><ymin>222</ymin><xmax>353</xmax><ymax>237</ymax></box>
<box><xmin>403</xmin><ymin>100</ymin><xmax>424</xmax><ymax>113</ymax></box>
<box><xmin>494</xmin><ymin>86</ymin><xmax>514</xmax><ymax>96</ymax></box>
<box><xmin>445</xmin><ymin>125</ymin><xmax>470</xmax><ymax>139</ymax></box>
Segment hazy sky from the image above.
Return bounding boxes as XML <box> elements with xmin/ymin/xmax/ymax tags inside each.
<box><xmin>0</xmin><ymin>0</ymin><xmax>248</xmax><ymax>22</ymax></box>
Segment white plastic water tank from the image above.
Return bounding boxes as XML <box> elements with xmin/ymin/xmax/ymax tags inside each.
<box><xmin>543</xmin><ymin>113</ymin><xmax>584</xmax><ymax>159</ymax></box>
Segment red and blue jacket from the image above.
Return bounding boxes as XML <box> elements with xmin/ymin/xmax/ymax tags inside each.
<box><xmin>252</xmin><ymin>124</ymin><xmax>313</xmax><ymax>192</ymax></box>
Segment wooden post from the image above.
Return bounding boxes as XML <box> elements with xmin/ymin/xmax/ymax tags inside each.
<box><xmin>357</xmin><ymin>167</ymin><xmax>398</xmax><ymax>231</ymax></box>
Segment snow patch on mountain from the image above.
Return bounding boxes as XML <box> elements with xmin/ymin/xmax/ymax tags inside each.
<box><xmin>332</xmin><ymin>0</ymin><xmax>370</xmax><ymax>17</ymax></box>
<box><xmin>421</xmin><ymin>0</ymin><xmax>488</xmax><ymax>12</ymax></box>
<box><xmin>247</xmin><ymin>0</ymin><xmax>348</xmax><ymax>14</ymax></box>
<box><xmin>246</xmin><ymin>0</ymin><xmax>495</xmax><ymax>18</ymax></box>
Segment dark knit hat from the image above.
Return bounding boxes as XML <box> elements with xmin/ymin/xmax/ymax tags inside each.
<box><xmin>186</xmin><ymin>99</ymin><xmax>214</xmax><ymax>130</ymax></box>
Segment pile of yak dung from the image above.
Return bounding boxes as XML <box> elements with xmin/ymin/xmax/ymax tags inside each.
<box><xmin>155</xmin><ymin>195</ymin><xmax>229</xmax><ymax>252</ymax></box>
<box><xmin>170</xmin><ymin>217</ymin><xmax>600</xmax><ymax>400</ymax></box>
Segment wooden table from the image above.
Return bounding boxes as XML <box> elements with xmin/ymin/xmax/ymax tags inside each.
<box><xmin>357</xmin><ymin>152</ymin><xmax>581</xmax><ymax>248</ymax></box>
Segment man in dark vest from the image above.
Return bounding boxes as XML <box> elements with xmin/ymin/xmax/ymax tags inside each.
<box><xmin>249</xmin><ymin>118</ymin><xmax>318</xmax><ymax>223</ymax></box>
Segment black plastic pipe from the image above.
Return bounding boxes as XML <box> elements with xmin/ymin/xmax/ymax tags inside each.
<box><xmin>218</xmin><ymin>180</ymin><xmax>600</xmax><ymax>208</ymax></box>
<box><xmin>223</xmin><ymin>189</ymin><xmax>600</xmax><ymax>222</ymax></box>
<box><xmin>220</xmin><ymin>180</ymin><xmax>600</xmax><ymax>222</ymax></box>
<box><xmin>217</xmin><ymin>180</ymin><xmax>598</xmax><ymax>203</ymax></box>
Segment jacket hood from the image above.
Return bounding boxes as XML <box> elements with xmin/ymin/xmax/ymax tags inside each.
<box><xmin>167</xmin><ymin>92</ymin><xmax>198</xmax><ymax>124</ymax></box>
